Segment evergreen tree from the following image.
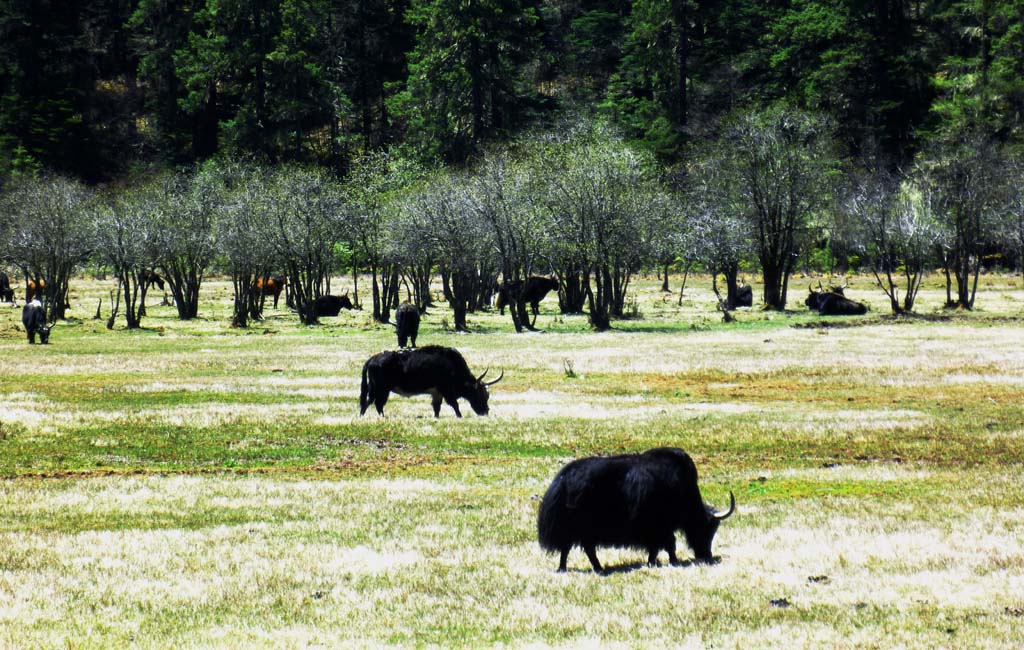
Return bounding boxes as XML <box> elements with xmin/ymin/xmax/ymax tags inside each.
<box><xmin>0</xmin><ymin>2</ymin><xmax>98</xmax><ymax>177</ymax></box>
<box><xmin>390</xmin><ymin>0</ymin><xmax>543</xmax><ymax>162</ymax></box>
<box><xmin>604</xmin><ymin>0</ymin><xmax>701</xmax><ymax>159</ymax></box>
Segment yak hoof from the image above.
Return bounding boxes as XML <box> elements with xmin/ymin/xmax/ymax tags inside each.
<box><xmin>693</xmin><ymin>556</ymin><xmax>721</xmax><ymax>566</ymax></box>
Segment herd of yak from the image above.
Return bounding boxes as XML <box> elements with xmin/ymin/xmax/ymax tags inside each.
<box><xmin>3</xmin><ymin>270</ymin><xmax>872</xmax><ymax>573</ymax></box>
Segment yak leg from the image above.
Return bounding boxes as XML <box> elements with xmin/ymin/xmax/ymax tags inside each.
<box><xmin>27</xmin><ymin>330</ymin><xmax>35</xmax><ymax>344</ymax></box>
<box><xmin>583</xmin><ymin>545</ymin><xmax>603</xmax><ymax>574</ymax></box>
<box><xmin>647</xmin><ymin>547</ymin><xmax>661</xmax><ymax>567</ymax></box>
<box><xmin>374</xmin><ymin>392</ymin><xmax>389</xmax><ymax>415</ymax></box>
<box><xmin>431</xmin><ymin>395</ymin><xmax>443</xmax><ymax>418</ymax></box>
<box><xmin>443</xmin><ymin>393</ymin><xmax>463</xmax><ymax>418</ymax></box>
<box><xmin>664</xmin><ymin>536</ymin><xmax>681</xmax><ymax>566</ymax></box>
<box><xmin>557</xmin><ymin>548</ymin><xmax>570</xmax><ymax>572</ymax></box>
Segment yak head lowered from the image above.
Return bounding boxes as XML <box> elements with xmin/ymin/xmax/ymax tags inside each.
<box><xmin>686</xmin><ymin>492</ymin><xmax>737</xmax><ymax>562</ymax></box>
<box><xmin>464</xmin><ymin>368</ymin><xmax>504</xmax><ymax>415</ymax></box>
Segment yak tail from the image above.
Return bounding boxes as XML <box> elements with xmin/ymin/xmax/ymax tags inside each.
<box><xmin>536</xmin><ymin>475</ymin><xmax>569</xmax><ymax>552</ymax></box>
<box><xmin>359</xmin><ymin>362</ymin><xmax>370</xmax><ymax>415</ymax></box>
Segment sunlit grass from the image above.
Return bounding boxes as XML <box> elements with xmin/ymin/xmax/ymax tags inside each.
<box><xmin>0</xmin><ymin>273</ymin><xmax>1023</xmax><ymax>647</ymax></box>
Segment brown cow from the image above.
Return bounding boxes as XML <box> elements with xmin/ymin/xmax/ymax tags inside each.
<box><xmin>255</xmin><ymin>276</ymin><xmax>287</xmax><ymax>309</ymax></box>
<box><xmin>25</xmin><ymin>279</ymin><xmax>46</xmax><ymax>302</ymax></box>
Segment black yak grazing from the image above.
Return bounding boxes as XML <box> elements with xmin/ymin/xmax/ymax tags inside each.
<box><xmin>142</xmin><ymin>269</ymin><xmax>165</xmax><ymax>292</ymax></box>
<box><xmin>537</xmin><ymin>447</ymin><xmax>735</xmax><ymax>573</ymax></box>
<box><xmin>395</xmin><ymin>302</ymin><xmax>420</xmax><ymax>348</ymax></box>
<box><xmin>22</xmin><ymin>299</ymin><xmax>51</xmax><ymax>344</ymax></box>
<box><xmin>359</xmin><ymin>346</ymin><xmax>502</xmax><ymax>417</ymax></box>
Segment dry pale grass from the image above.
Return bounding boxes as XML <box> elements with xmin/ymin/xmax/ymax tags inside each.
<box><xmin>0</xmin><ymin>274</ymin><xmax>1023</xmax><ymax>647</ymax></box>
<box><xmin>1</xmin><ymin>470</ymin><xmax>1022</xmax><ymax>649</ymax></box>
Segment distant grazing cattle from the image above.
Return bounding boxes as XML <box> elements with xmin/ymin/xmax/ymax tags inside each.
<box><xmin>359</xmin><ymin>345</ymin><xmax>502</xmax><ymax>418</ymax></box>
<box><xmin>255</xmin><ymin>276</ymin><xmax>287</xmax><ymax>309</ymax></box>
<box><xmin>142</xmin><ymin>269</ymin><xmax>165</xmax><ymax>291</ymax></box>
<box><xmin>805</xmin><ymin>284</ymin><xmax>867</xmax><ymax>316</ymax></box>
<box><xmin>313</xmin><ymin>294</ymin><xmax>354</xmax><ymax>317</ymax></box>
<box><xmin>25</xmin><ymin>279</ymin><xmax>45</xmax><ymax>302</ymax></box>
<box><xmin>537</xmin><ymin>447</ymin><xmax>735</xmax><ymax>573</ymax></box>
<box><xmin>496</xmin><ymin>276</ymin><xmax>560</xmax><ymax>316</ymax></box>
<box><xmin>736</xmin><ymin>285</ymin><xmax>753</xmax><ymax>307</ymax></box>
<box><xmin>0</xmin><ymin>272</ymin><xmax>12</xmax><ymax>303</ymax></box>
<box><xmin>22</xmin><ymin>299</ymin><xmax>50</xmax><ymax>344</ymax></box>
<box><xmin>395</xmin><ymin>302</ymin><xmax>420</xmax><ymax>348</ymax></box>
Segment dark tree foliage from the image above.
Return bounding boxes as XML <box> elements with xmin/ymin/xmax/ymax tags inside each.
<box><xmin>0</xmin><ymin>0</ymin><xmax>136</xmax><ymax>180</ymax></box>
<box><xmin>389</xmin><ymin>0</ymin><xmax>544</xmax><ymax>162</ymax></box>
<box><xmin>1</xmin><ymin>0</ymin><xmax>1023</xmax><ymax>180</ymax></box>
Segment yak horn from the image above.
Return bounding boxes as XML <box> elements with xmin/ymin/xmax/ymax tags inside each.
<box><xmin>712</xmin><ymin>492</ymin><xmax>736</xmax><ymax>520</ymax></box>
<box><xmin>476</xmin><ymin>368</ymin><xmax>490</xmax><ymax>383</ymax></box>
<box><xmin>484</xmin><ymin>370</ymin><xmax>504</xmax><ymax>386</ymax></box>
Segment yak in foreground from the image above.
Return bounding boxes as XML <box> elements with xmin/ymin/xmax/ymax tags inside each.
<box><xmin>805</xmin><ymin>284</ymin><xmax>867</xmax><ymax>316</ymax></box>
<box><xmin>538</xmin><ymin>447</ymin><xmax>735</xmax><ymax>574</ymax></box>
<box><xmin>22</xmin><ymin>299</ymin><xmax>50</xmax><ymax>344</ymax></box>
<box><xmin>395</xmin><ymin>302</ymin><xmax>420</xmax><ymax>348</ymax></box>
<box><xmin>360</xmin><ymin>346</ymin><xmax>502</xmax><ymax>418</ymax></box>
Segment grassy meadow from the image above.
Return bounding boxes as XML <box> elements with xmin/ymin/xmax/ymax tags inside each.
<box><xmin>1</xmin><ymin>273</ymin><xmax>1023</xmax><ymax>648</ymax></box>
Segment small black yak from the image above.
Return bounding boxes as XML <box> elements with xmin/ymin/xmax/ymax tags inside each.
<box><xmin>0</xmin><ymin>272</ymin><xmax>13</xmax><ymax>303</ymax></box>
<box><xmin>538</xmin><ymin>447</ymin><xmax>735</xmax><ymax>573</ymax></box>
<box><xmin>22</xmin><ymin>299</ymin><xmax>51</xmax><ymax>344</ymax></box>
<box><xmin>142</xmin><ymin>269</ymin><xmax>165</xmax><ymax>291</ymax></box>
<box><xmin>395</xmin><ymin>302</ymin><xmax>420</xmax><ymax>348</ymax></box>
<box><xmin>496</xmin><ymin>276</ymin><xmax>559</xmax><ymax>316</ymax></box>
<box><xmin>805</xmin><ymin>284</ymin><xmax>867</xmax><ymax>316</ymax></box>
<box><xmin>736</xmin><ymin>285</ymin><xmax>753</xmax><ymax>307</ymax></box>
<box><xmin>313</xmin><ymin>294</ymin><xmax>354</xmax><ymax>317</ymax></box>
<box><xmin>360</xmin><ymin>345</ymin><xmax>502</xmax><ymax>418</ymax></box>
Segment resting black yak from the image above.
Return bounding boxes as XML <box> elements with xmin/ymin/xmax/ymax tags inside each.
<box><xmin>736</xmin><ymin>285</ymin><xmax>753</xmax><ymax>307</ymax></box>
<box><xmin>22</xmin><ymin>299</ymin><xmax>51</xmax><ymax>344</ymax></box>
<box><xmin>805</xmin><ymin>284</ymin><xmax>867</xmax><ymax>315</ymax></box>
<box><xmin>538</xmin><ymin>447</ymin><xmax>735</xmax><ymax>573</ymax></box>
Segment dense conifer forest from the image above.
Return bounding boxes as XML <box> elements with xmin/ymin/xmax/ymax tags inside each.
<box><xmin>1</xmin><ymin>0</ymin><xmax>1022</xmax><ymax>178</ymax></box>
